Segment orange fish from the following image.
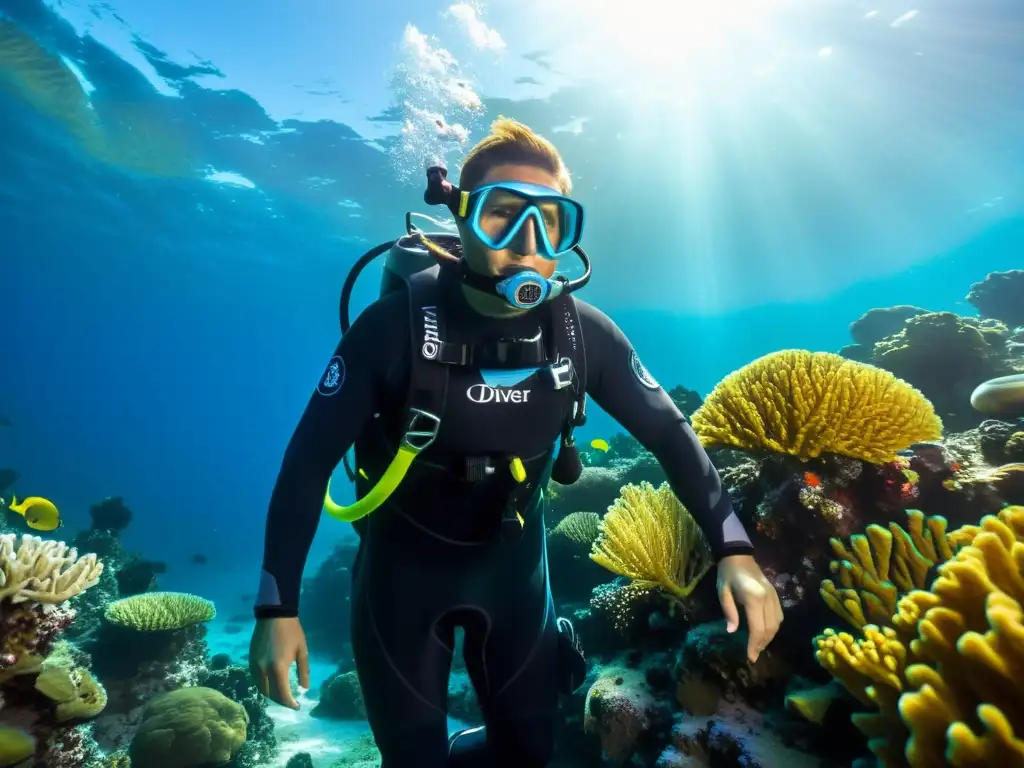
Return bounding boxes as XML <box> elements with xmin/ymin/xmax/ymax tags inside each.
<box><xmin>804</xmin><ymin>472</ymin><xmax>822</xmax><ymax>487</ymax></box>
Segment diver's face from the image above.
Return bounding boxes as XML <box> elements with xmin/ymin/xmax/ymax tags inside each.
<box><xmin>458</xmin><ymin>163</ymin><xmax>560</xmax><ymax>280</ymax></box>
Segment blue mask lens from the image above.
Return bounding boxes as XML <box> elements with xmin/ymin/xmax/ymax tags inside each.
<box><xmin>467</xmin><ymin>182</ymin><xmax>585</xmax><ymax>258</ymax></box>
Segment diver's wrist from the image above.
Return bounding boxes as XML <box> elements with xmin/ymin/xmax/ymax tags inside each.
<box><xmin>253</xmin><ymin>605</ymin><xmax>298</xmax><ymax>620</ymax></box>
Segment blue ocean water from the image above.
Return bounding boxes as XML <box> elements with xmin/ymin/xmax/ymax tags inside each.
<box><xmin>0</xmin><ymin>0</ymin><xmax>1022</xmax><ymax>763</ymax></box>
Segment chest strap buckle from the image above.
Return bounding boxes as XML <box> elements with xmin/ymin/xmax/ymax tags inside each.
<box><xmin>543</xmin><ymin>356</ymin><xmax>574</xmax><ymax>391</ymax></box>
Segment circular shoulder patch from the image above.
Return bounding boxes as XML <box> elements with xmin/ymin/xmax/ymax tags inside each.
<box><xmin>317</xmin><ymin>355</ymin><xmax>346</xmax><ymax>396</ymax></box>
<box><xmin>629</xmin><ymin>349</ymin><xmax>660</xmax><ymax>391</ymax></box>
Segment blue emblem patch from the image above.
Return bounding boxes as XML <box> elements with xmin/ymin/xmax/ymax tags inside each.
<box><xmin>629</xmin><ymin>349</ymin><xmax>659</xmax><ymax>391</ymax></box>
<box><xmin>317</xmin><ymin>356</ymin><xmax>345</xmax><ymax>396</ymax></box>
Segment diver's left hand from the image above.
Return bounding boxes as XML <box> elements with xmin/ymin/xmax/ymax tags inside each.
<box><xmin>716</xmin><ymin>555</ymin><xmax>783</xmax><ymax>663</ymax></box>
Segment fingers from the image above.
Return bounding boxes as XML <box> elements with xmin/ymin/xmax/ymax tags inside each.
<box><xmin>718</xmin><ymin>583</ymin><xmax>740</xmax><ymax>633</ymax></box>
<box><xmin>765</xmin><ymin>584</ymin><xmax>784</xmax><ymax>646</ymax></box>
<box><xmin>750</xmin><ymin>583</ymin><xmax>785</xmax><ymax>663</ymax></box>
<box><xmin>297</xmin><ymin>643</ymin><xmax>311</xmax><ymax>691</ymax></box>
<box><xmin>250</xmin><ymin>663</ymin><xmax>269</xmax><ymax>698</ymax></box>
<box><xmin>270</xmin><ymin>662</ymin><xmax>300</xmax><ymax>710</ymax></box>
<box><xmin>743</xmin><ymin>598</ymin><xmax>767</xmax><ymax>663</ymax></box>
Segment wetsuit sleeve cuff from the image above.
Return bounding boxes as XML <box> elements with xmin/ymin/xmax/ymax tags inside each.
<box><xmin>712</xmin><ymin>542</ymin><xmax>756</xmax><ymax>561</ymax></box>
<box><xmin>253</xmin><ymin>605</ymin><xmax>299</xmax><ymax>620</ymax></box>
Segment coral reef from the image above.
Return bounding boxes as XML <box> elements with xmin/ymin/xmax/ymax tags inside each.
<box><xmin>841</xmin><ymin>303</ymin><xmax>1023</xmax><ymax>431</ymax></box>
<box><xmin>0</xmin><ymin>534</ymin><xmax>106</xmax><ymax>766</ymax></box>
<box><xmin>811</xmin><ymin>506</ymin><xmax>1024</xmax><ymax>766</ymax></box>
<box><xmin>848</xmin><ymin>306</ymin><xmax>928</xmax><ymax>348</ymax></box>
<box><xmin>967</xmin><ymin>269</ymin><xmax>1024</xmax><ymax>329</ymax></box>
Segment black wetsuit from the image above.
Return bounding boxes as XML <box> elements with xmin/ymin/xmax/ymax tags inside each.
<box><xmin>255</xmin><ymin>274</ymin><xmax>754</xmax><ymax>768</ymax></box>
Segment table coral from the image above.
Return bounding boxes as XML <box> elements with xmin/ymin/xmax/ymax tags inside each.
<box><xmin>104</xmin><ymin>591</ymin><xmax>215</xmax><ymax>631</ymax></box>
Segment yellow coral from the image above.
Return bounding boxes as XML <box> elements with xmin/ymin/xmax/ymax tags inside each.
<box><xmin>820</xmin><ymin>510</ymin><xmax>954</xmax><ymax>630</ymax></box>
<box><xmin>814</xmin><ymin>506</ymin><xmax>1024</xmax><ymax>767</ymax></box>
<box><xmin>590</xmin><ymin>482</ymin><xmax>712</xmax><ymax>601</ymax></box>
<box><xmin>0</xmin><ymin>534</ymin><xmax>103</xmax><ymax>604</ymax></box>
<box><xmin>549</xmin><ymin>512</ymin><xmax>601</xmax><ymax>545</ymax></box>
<box><xmin>690</xmin><ymin>350</ymin><xmax>943</xmax><ymax>463</ymax></box>
<box><xmin>104</xmin><ymin>591</ymin><xmax>216</xmax><ymax>631</ymax></box>
<box><xmin>894</xmin><ymin>507</ymin><xmax>1024</xmax><ymax>766</ymax></box>
<box><xmin>0</xmin><ymin>725</ymin><xmax>35</xmax><ymax>766</ymax></box>
<box><xmin>35</xmin><ymin>662</ymin><xmax>107</xmax><ymax>722</ymax></box>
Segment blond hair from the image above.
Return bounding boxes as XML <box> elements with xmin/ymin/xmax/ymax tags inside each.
<box><xmin>459</xmin><ymin>117</ymin><xmax>572</xmax><ymax>194</ymax></box>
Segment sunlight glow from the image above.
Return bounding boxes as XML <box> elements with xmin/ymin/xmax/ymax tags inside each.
<box><xmin>539</xmin><ymin>0</ymin><xmax>796</xmax><ymax>85</ymax></box>
<box><xmin>204</xmin><ymin>170</ymin><xmax>256</xmax><ymax>189</ymax></box>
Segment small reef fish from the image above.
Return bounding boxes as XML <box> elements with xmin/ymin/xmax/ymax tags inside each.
<box><xmin>590</xmin><ymin>439</ymin><xmax>610</xmax><ymax>452</ymax></box>
<box><xmin>902</xmin><ymin>468</ymin><xmax>919</xmax><ymax>484</ymax></box>
<box><xmin>8</xmin><ymin>495</ymin><xmax>62</xmax><ymax>532</ymax></box>
<box><xmin>803</xmin><ymin>472</ymin><xmax>822</xmax><ymax>487</ymax></box>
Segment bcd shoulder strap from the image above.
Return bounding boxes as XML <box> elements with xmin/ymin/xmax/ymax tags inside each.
<box><xmin>406</xmin><ymin>267</ymin><xmax>450</xmax><ymax>425</ymax></box>
<box><xmin>549</xmin><ymin>294</ymin><xmax>588</xmax><ymax>443</ymax></box>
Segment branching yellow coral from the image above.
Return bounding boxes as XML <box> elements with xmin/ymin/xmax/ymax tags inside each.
<box><xmin>813</xmin><ymin>506</ymin><xmax>1024</xmax><ymax>767</ymax></box>
<box><xmin>814</xmin><ymin>625</ymin><xmax>909</xmax><ymax>765</ymax></box>
<box><xmin>0</xmin><ymin>534</ymin><xmax>103</xmax><ymax>604</ymax></box>
<box><xmin>590</xmin><ymin>482</ymin><xmax>712</xmax><ymax>601</ymax></box>
<box><xmin>820</xmin><ymin>510</ymin><xmax>954</xmax><ymax>629</ymax></box>
<box><xmin>549</xmin><ymin>512</ymin><xmax>601</xmax><ymax>545</ymax></box>
<box><xmin>690</xmin><ymin>350</ymin><xmax>943</xmax><ymax>463</ymax></box>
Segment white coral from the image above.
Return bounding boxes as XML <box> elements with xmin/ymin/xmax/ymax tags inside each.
<box><xmin>0</xmin><ymin>534</ymin><xmax>103</xmax><ymax>605</ymax></box>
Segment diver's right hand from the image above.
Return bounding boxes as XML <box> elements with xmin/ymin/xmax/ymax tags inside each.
<box><xmin>249</xmin><ymin>617</ymin><xmax>311</xmax><ymax>710</ymax></box>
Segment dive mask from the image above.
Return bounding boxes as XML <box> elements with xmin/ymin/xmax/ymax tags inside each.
<box><xmin>464</xmin><ymin>181</ymin><xmax>584</xmax><ymax>259</ymax></box>
<box><xmin>423</xmin><ymin>162</ymin><xmax>592</xmax><ymax>309</ymax></box>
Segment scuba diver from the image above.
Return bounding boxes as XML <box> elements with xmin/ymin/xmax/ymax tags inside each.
<box><xmin>249</xmin><ymin>117</ymin><xmax>784</xmax><ymax>768</ymax></box>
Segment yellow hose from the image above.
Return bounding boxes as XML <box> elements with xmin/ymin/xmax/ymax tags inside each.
<box><xmin>323</xmin><ymin>445</ymin><xmax>419</xmax><ymax>522</ymax></box>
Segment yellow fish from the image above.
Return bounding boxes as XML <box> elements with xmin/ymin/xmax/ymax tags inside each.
<box><xmin>902</xmin><ymin>468</ymin><xmax>919</xmax><ymax>484</ymax></box>
<box><xmin>8</xmin><ymin>495</ymin><xmax>62</xmax><ymax>532</ymax></box>
<box><xmin>590</xmin><ymin>438</ymin><xmax>610</xmax><ymax>452</ymax></box>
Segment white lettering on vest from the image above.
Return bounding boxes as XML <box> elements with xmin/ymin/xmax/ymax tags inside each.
<box><xmin>466</xmin><ymin>384</ymin><xmax>532</xmax><ymax>404</ymax></box>
<box><xmin>421</xmin><ymin>306</ymin><xmax>440</xmax><ymax>359</ymax></box>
